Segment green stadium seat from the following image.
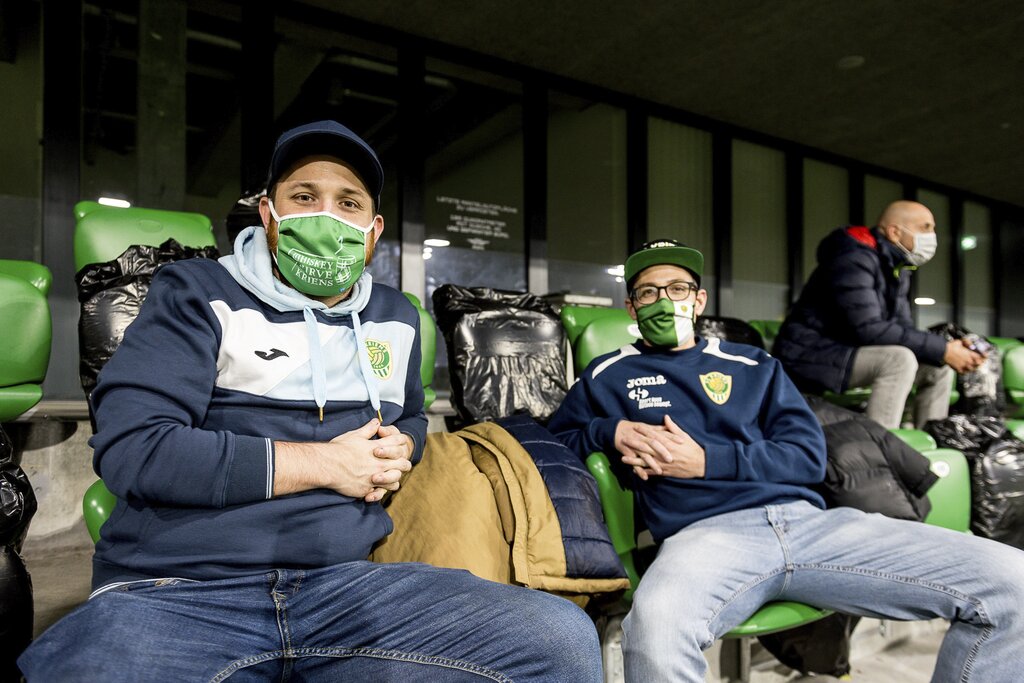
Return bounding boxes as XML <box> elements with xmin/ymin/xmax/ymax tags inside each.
<box><xmin>1003</xmin><ymin>345</ymin><xmax>1024</xmax><ymax>418</ymax></box>
<box><xmin>891</xmin><ymin>428</ymin><xmax>970</xmax><ymax>532</ymax></box>
<box><xmin>402</xmin><ymin>293</ymin><xmax>437</xmax><ymax>410</ymax></box>
<box><xmin>73</xmin><ymin>201</ymin><xmax>216</xmax><ymax>272</ymax></box>
<box><xmin>746</xmin><ymin>319</ymin><xmax>781</xmax><ymax>352</ymax></box>
<box><xmin>1006</xmin><ymin>419</ymin><xmax>1024</xmax><ymax>442</ymax></box>
<box><xmin>0</xmin><ymin>260</ymin><xmax>53</xmax><ymax>422</ymax></box>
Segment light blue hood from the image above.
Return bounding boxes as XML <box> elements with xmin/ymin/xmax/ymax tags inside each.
<box><xmin>220</xmin><ymin>226</ymin><xmax>380</xmax><ymax>419</ymax></box>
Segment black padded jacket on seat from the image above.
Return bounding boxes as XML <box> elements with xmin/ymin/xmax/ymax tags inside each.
<box><xmin>807</xmin><ymin>396</ymin><xmax>937</xmax><ymax>521</ymax></box>
<box><xmin>773</xmin><ymin>226</ymin><xmax>947</xmax><ymax>394</ymax></box>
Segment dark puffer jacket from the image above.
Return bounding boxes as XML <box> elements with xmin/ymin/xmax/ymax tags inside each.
<box><xmin>773</xmin><ymin>226</ymin><xmax>947</xmax><ymax>394</ymax></box>
<box><xmin>807</xmin><ymin>396</ymin><xmax>937</xmax><ymax>520</ymax></box>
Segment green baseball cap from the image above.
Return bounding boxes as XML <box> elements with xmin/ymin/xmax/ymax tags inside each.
<box><xmin>624</xmin><ymin>239</ymin><xmax>704</xmax><ymax>286</ymax></box>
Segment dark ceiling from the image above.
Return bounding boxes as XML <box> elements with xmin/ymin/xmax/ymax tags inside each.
<box><xmin>313</xmin><ymin>0</ymin><xmax>1024</xmax><ymax>209</ymax></box>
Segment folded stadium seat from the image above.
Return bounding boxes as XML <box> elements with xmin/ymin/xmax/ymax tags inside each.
<box><xmin>0</xmin><ymin>260</ymin><xmax>52</xmax><ymax>422</ymax></box>
<box><xmin>559</xmin><ymin>306</ymin><xmax>831</xmax><ymax>675</ymax></box>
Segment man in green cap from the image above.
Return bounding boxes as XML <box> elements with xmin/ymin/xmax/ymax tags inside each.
<box><xmin>550</xmin><ymin>238</ymin><xmax>1024</xmax><ymax>682</ymax></box>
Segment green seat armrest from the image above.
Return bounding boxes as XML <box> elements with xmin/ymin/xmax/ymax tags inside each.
<box><xmin>586</xmin><ymin>452</ymin><xmax>640</xmax><ymax>600</ymax></box>
<box><xmin>83</xmin><ymin>479</ymin><xmax>118</xmax><ymax>544</ymax></box>
<box><xmin>402</xmin><ymin>293</ymin><xmax>437</xmax><ymax>410</ymax></box>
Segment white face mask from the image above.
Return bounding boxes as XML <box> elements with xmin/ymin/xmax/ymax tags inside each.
<box><xmin>897</xmin><ymin>228</ymin><xmax>937</xmax><ymax>266</ymax></box>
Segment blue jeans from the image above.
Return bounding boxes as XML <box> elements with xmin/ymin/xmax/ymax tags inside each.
<box><xmin>19</xmin><ymin>561</ymin><xmax>601</xmax><ymax>681</ymax></box>
<box><xmin>623</xmin><ymin>501</ymin><xmax>1024</xmax><ymax>682</ymax></box>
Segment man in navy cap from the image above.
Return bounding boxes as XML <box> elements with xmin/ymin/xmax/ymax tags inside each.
<box><xmin>20</xmin><ymin>121</ymin><xmax>601</xmax><ymax>681</ymax></box>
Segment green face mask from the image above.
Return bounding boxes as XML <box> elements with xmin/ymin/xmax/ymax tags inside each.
<box><xmin>269</xmin><ymin>201</ymin><xmax>374</xmax><ymax>297</ymax></box>
<box><xmin>635</xmin><ymin>298</ymin><xmax>696</xmax><ymax>348</ymax></box>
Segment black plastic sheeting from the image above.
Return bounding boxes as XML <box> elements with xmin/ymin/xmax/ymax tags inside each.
<box><xmin>697</xmin><ymin>316</ymin><xmax>765</xmax><ymax>349</ymax></box>
<box><xmin>926</xmin><ymin>414</ymin><xmax>1024</xmax><ymax>549</ymax></box>
<box><xmin>226</xmin><ymin>189</ymin><xmax>264</xmax><ymax>245</ymax></box>
<box><xmin>929</xmin><ymin>322</ymin><xmax>1005</xmax><ymax>416</ymax></box>
<box><xmin>76</xmin><ymin>238</ymin><xmax>220</xmax><ymax>396</ymax></box>
<box><xmin>432</xmin><ymin>285</ymin><xmax>568</xmax><ymax>427</ymax></box>
<box><xmin>0</xmin><ymin>427</ymin><xmax>34</xmax><ymax>552</ymax></box>
<box><xmin>1</xmin><ymin>425</ymin><xmax>35</xmax><ymax>679</ymax></box>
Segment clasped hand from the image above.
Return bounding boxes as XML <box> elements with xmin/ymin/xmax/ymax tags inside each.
<box><xmin>325</xmin><ymin>419</ymin><xmax>413</xmax><ymax>503</ymax></box>
<box><xmin>944</xmin><ymin>338</ymin><xmax>986</xmax><ymax>374</ymax></box>
<box><xmin>614</xmin><ymin>415</ymin><xmax>706</xmax><ymax>481</ymax></box>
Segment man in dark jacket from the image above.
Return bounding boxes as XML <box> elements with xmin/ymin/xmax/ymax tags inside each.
<box><xmin>774</xmin><ymin>200</ymin><xmax>985</xmax><ymax>428</ymax></box>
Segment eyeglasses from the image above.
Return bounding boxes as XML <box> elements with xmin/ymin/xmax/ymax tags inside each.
<box><xmin>630</xmin><ymin>281</ymin><xmax>698</xmax><ymax>305</ymax></box>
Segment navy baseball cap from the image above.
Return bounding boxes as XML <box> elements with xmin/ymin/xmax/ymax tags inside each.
<box><xmin>624</xmin><ymin>239</ymin><xmax>704</xmax><ymax>286</ymax></box>
<box><xmin>267</xmin><ymin>120</ymin><xmax>384</xmax><ymax>207</ymax></box>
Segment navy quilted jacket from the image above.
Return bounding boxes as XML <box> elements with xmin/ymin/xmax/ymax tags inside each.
<box><xmin>773</xmin><ymin>226</ymin><xmax>947</xmax><ymax>394</ymax></box>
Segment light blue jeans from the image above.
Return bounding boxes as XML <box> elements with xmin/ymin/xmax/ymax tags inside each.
<box><xmin>622</xmin><ymin>501</ymin><xmax>1024</xmax><ymax>682</ymax></box>
<box><xmin>19</xmin><ymin>561</ymin><xmax>601</xmax><ymax>682</ymax></box>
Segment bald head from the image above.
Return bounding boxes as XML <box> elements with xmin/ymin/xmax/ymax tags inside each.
<box><xmin>878</xmin><ymin>200</ymin><xmax>936</xmax><ymax>253</ymax></box>
<box><xmin>877</xmin><ymin>200</ymin><xmax>933</xmax><ymax>229</ymax></box>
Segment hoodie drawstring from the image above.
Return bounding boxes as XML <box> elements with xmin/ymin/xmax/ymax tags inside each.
<box><xmin>303</xmin><ymin>306</ymin><xmax>382</xmax><ymax>424</ymax></box>
<box><xmin>303</xmin><ymin>307</ymin><xmax>327</xmax><ymax>422</ymax></box>
<box><xmin>351</xmin><ymin>310</ymin><xmax>383</xmax><ymax>422</ymax></box>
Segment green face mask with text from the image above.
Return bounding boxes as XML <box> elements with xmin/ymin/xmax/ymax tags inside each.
<box><xmin>269</xmin><ymin>202</ymin><xmax>373</xmax><ymax>297</ymax></box>
<box><xmin>635</xmin><ymin>298</ymin><xmax>695</xmax><ymax>348</ymax></box>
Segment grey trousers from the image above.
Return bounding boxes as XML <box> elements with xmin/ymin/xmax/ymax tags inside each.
<box><xmin>848</xmin><ymin>345</ymin><xmax>954</xmax><ymax>429</ymax></box>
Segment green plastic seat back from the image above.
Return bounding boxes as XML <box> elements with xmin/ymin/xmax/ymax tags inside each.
<box><xmin>561</xmin><ymin>305</ymin><xmax>627</xmax><ymax>348</ymax></box>
<box><xmin>1003</xmin><ymin>345</ymin><xmax>1024</xmax><ymax>405</ymax></box>
<box><xmin>403</xmin><ymin>292</ymin><xmax>437</xmax><ymax>409</ymax></box>
<box><xmin>569</xmin><ymin>309</ymin><xmax>639</xmax><ymax>376</ymax></box>
<box><xmin>747</xmin><ymin>319</ymin><xmax>781</xmax><ymax>351</ymax></box>
<box><xmin>892</xmin><ymin>429</ymin><xmax>970</xmax><ymax>531</ymax></box>
<box><xmin>73</xmin><ymin>200</ymin><xmax>216</xmax><ymax>272</ymax></box>
<box><xmin>0</xmin><ymin>259</ymin><xmax>53</xmax><ymax>296</ymax></box>
<box><xmin>1006</xmin><ymin>418</ymin><xmax>1024</xmax><ymax>442</ymax></box>
<box><xmin>920</xmin><ymin>448</ymin><xmax>971</xmax><ymax>532</ymax></box>
<box><xmin>890</xmin><ymin>428</ymin><xmax>937</xmax><ymax>452</ymax></box>
<box><xmin>0</xmin><ymin>262</ymin><xmax>53</xmax><ymax>421</ymax></box>
<box><xmin>989</xmin><ymin>336</ymin><xmax>1023</xmax><ymax>359</ymax></box>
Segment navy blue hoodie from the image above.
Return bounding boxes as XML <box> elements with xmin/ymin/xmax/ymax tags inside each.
<box><xmin>89</xmin><ymin>228</ymin><xmax>426</xmax><ymax>590</ymax></box>
<box><xmin>548</xmin><ymin>337</ymin><xmax>826</xmax><ymax>542</ymax></box>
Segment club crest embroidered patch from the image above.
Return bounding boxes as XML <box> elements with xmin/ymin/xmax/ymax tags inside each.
<box><xmin>365</xmin><ymin>339</ymin><xmax>393</xmax><ymax>380</ymax></box>
<box><xmin>699</xmin><ymin>371</ymin><xmax>731</xmax><ymax>405</ymax></box>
